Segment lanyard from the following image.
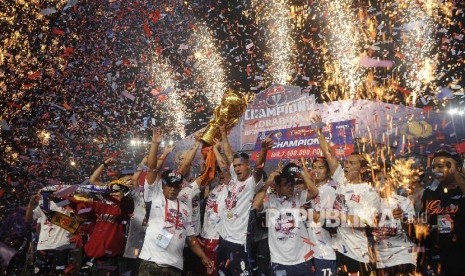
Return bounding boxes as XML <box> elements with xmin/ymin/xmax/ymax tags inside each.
<box><xmin>165</xmin><ymin>198</ymin><xmax>180</xmax><ymax>230</ymax></box>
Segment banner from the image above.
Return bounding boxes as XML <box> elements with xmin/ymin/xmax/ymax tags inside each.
<box><xmin>241</xmin><ymin>84</ymin><xmax>316</xmax><ymax>149</ymax></box>
<box><xmin>251</xmin><ymin>120</ymin><xmax>356</xmax><ymax>160</ymax></box>
<box><xmin>171</xmin><ymin>85</ymin><xmax>465</xmax><ymax>169</ymax></box>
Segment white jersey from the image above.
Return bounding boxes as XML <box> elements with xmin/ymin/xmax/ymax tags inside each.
<box><xmin>144</xmin><ymin>179</ymin><xmax>201</xmax><ymax>235</ymax></box>
<box><xmin>139</xmin><ymin>179</ymin><xmax>195</xmax><ymax>270</ymax></box>
<box><xmin>201</xmin><ymin>184</ymin><xmax>226</xmax><ymax>240</ymax></box>
<box><xmin>374</xmin><ymin>194</ymin><xmax>416</xmax><ymax>268</ymax></box>
<box><xmin>219</xmin><ymin>164</ymin><xmax>262</xmax><ymax>245</ymax></box>
<box><xmin>177</xmin><ymin>181</ymin><xmax>201</xmax><ymax>235</ymax></box>
<box><xmin>33</xmin><ymin>201</ymin><xmax>71</xmax><ymax>250</ymax></box>
<box><xmin>332</xmin><ymin>182</ymin><xmax>380</xmax><ymax>263</ymax></box>
<box><xmin>265</xmin><ymin>191</ymin><xmax>311</xmax><ymax>265</ymax></box>
<box><xmin>307</xmin><ymin>182</ymin><xmax>337</xmax><ymax>260</ymax></box>
<box><xmin>331</xmin><ymin>165</ymin><xmax>344</xmax><ymax>189</ymax></box>
<box><xmin>123</xmin><ymin>187</ymin><xmax>146</xmax><ymax>258</ymax></box>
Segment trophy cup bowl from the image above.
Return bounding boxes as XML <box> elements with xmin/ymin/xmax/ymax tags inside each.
<box><xmin>201</xmin><ymin>90</ymin><xmax>248</xmax><ymax>145</ymax></box>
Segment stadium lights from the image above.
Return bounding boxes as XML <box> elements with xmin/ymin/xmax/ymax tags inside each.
<box><xmin>448</xmin><ymin>108</ymin><xmax>465</xmax><ymax>116</ymax></box>
<box><xmin>130</xmin><ymin>139</ymin><xmax>150</xmax><ymax>146</ymax></box>
<box><xmin>130</xmin><ymin>139</ymin><xmax>174</xmax><ymax>147</ymax></box>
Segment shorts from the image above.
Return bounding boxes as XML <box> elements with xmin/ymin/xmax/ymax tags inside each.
<box><xmin>34</xmin><ymin>248</ymin><xmax>70</xmax><ymax>275</ymax></box>
<box><xmin>138</xmin><ymin>259</ymin><xmax>182</xmax><ymax>276</ymax></box>
<box><xmin>271</xmin><ymin>260</ymin><xmax>314</xmax><ymax>276</ymax></box>
<box><xmin>336</xmin><ymin>251</ymin><xmax>372</xmax><ymax>276</ymax></box>
<box><xmin>217</xmin><ymin>237</ymin><xmax>252</xmax><ymax>276</ymax></box>
<box><xmin>312</xmin><ymin>258</ymin><xmax>336</xmax><ymax>276</ymax></box>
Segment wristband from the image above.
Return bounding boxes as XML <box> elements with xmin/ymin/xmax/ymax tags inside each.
<box><xmin>102</xmin><ymin>163</ymin><xmax>107</xmax><ymax>167</ymax></box>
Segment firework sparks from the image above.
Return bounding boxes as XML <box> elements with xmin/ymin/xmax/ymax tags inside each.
<box><xmin>37</xmin><ymin>129</ymin><xmax>51</xmax><ymax>145</ymax></box>
<box><xmin>322</xmin><ymin>0</ymin><xmax>365</xmax><ymax>98</ymax></box>
<box><xmin>253</xmin><ymin>0</ymin><xmax>294</xmax><ymax>85</ymax></box>
<box><xmin>388</xmin><ymin>158</ymin><xmax>422</xmax><ymax>194</ymax></box>
<box><xmin>191</xmin><ymin>23</ymin><xmax>227</xmax><ymax>107</ymax></box>
<box><xmin>151</xmin><ymin>53</ymin><xmax>186</xmax><ymax>138</ymax></box>
<box><xmin>398</xmin><ymin>0</ymin><xmax>438</xmax><ymax>103</ymax></box>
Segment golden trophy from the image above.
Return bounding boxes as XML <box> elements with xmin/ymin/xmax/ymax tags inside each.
<box><xmin>198</xmin><ymin>90</ymin><xmax>253</xmax><ymax>186</ymax></box>
<box><xmin>201</xmin><ymin>90</ymin><xmax>251</xmax><ymax>145</ymax></box>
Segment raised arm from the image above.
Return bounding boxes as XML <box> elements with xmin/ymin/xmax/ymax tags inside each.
<box><xmin>253</xmin><ymin>135</ymin><xmax>273</xmax><ymax>183</ymax></box>
<box><xmin>25</xmin><ymin>193</ymin><xmax>40</xmax><ymax>223</ymax></box>
<box><xmin>178</xmin><ymin>132</ymin><xmax>202</xmax><ymax>177</ymax></box>
<box><xmin>300</xmin><ymin>158</ymin><xmax>319</xmax><ymax>200</ymax></box>
<box><xmin>313</xmin><ymin>115</ymin><xmax>340</xmax><ymax>175</ymax></box>
<box><xmin>89</xmin><ymin>157</ymin><xmax>115</xmax><ymax>185</ymax></box>
<box><xmin>146</xmin><ymin>129</ymin><xmax>163</xmax><ymax>185</ymax></box>
<box><xmin>133</xmin><ymin>156</ymin><xmax>148</xmax><ymax>189</ymax></box>
<box><xmin>212</xmin><ymin>138</ymin><xmax>229</xmax><ymax>172</ymax></box>
<box><xmin>220</xmin><ymin>124</ymin><xmax>234</xmax><ymax>164</ymax></box>
<box><xmin>252</xmin><ymin>165</ymin><xmax>282</xmax><ymax>210</ymax></box>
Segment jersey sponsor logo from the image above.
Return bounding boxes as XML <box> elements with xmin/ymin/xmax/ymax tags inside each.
<box><xmin>206</xmin><ymin>196</ymin><xmax>219</xmax><ymax>213</ymax></box>
<box><xmin>426</xmin><ymin>200</ymin><xmax>459</xmax><ymax>215</ymax></box>
<box><xmin>166</xmin><ymin>208</ymin><xmax>184</xmax><ymax>229</ymax></box>
<box><xmin>350</xmin><ymin>194</ymin><xmax>360</xmax><ymax>203</ymax></box>
<box><xmin>373</xmin><ymin>226</ymin><xmax>398</xmax><ymax>237</ymax></box>
<box><xmin>274</xmin><ymin>212</ymin><xmax>297</xmax><ymax>240</ymax></box>
<box><xmin>333</xmin><ymin>194</ymin><xmax>346</xmax><ymax>211</ymax></box>
<box><xmin>225</xmin><ymin>191</ymin><xmax>238</xmax><ymax>210</ymax></box>
<box><xmin>96</xmin><ymin>213</ymin><xmax>118</xmax><ymax>223</ymax></box>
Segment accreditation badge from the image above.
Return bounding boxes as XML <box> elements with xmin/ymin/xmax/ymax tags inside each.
<box><xmin>156</xmin><ymin>227</ymin><xmax>174</xmax><ymax>249</ymax></box>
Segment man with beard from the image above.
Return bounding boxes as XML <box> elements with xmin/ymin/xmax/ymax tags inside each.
<box><xmin>420</xmin><ymin>150</ymin><xmax>465</xmax><ymax>275</ymax></box>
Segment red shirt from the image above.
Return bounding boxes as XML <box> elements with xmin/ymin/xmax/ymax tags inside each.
<box><xmin>84</xmin><ymin>199</ymin><xmax>133</xmax><ymax>258</ymax></box>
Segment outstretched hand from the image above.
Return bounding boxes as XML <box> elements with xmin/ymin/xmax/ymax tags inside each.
<box><xmin>261</xmin><ymin>134</ymin><xmax>274</xmax><ymax>150</ymax></box>
<box><xmin>152</xmin><ymin>128</ymin><xmax>164</xmax><ymax>144</ymax></box>
<box><xmin>311</xmin><ymin>115</ymin><xmax>324</xmax><ymax>130</ymax></box>
<box><xmin>300</xmin><ymin>157</ymin><xmax>311</xmax><ymax>178</ymax></box>
<box><xmin>103</xmin><ymin>157</ymin><xmax>115</xmax><ymax>166</ymax></box>
<box><xmin>163</xmin><ymin>144</ymin><xmax>174</xmax><ymax>155</ymax></box>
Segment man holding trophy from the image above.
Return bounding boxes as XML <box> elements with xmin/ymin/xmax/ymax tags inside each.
<box><xmin>196</xmin><ymin>90</ymin><xmax>274</xmax><ymax>275</ymax></box>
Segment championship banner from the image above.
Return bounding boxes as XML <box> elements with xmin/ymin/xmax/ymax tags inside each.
<box><xmin>251</xmin><ymin>120</ymin><xmax>356</xmax><ymax>160</ymax></box>
<box><xmin>241</xmin><ymin>84</ymin><xmax>316</xmax><ymax>149</ymax></box>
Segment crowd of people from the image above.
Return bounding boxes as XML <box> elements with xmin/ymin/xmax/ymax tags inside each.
<box><xmin>1</xmin><ymin>121</ymin><xmax>464</xmax><ymax>276</ymax></box>
<box><xmin>1</xmin><ymin>0</ymin><xmax>465</xmax><ymax>275</ymax></box>
<box><xmin>2</xmin><ymin>0</ymin><xmax>465</xmax><ymax>218</ymax></box>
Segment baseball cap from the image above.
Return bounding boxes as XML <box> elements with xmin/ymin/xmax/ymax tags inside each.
<box><xmin>280</xmin><ymin>163</ymin><xmax>303</xmax><ymax>184</ymax></box>
<box><xmin>432</xmin><ymin>150</ymin><xmax>463</xmax><ymax>169</ymax></box>
<box><xmin>161</xmin><ymin>170</ymin><xmax>183</xmax><ymax>187</ymax></box>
